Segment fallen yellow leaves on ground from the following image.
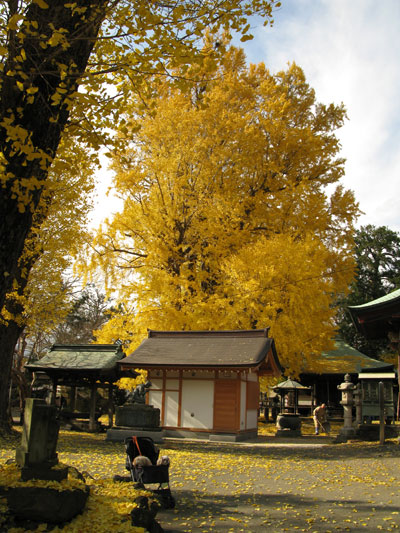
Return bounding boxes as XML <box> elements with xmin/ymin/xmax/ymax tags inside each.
<box><xmin>1</xmin><ymin>421</ymin><xmax>400</xmax><ymax>532</ymax></box>
<box><xmin>0</xmin><ymin>429</ymin><xmax>152</xmax><ymax>532</ymax></box>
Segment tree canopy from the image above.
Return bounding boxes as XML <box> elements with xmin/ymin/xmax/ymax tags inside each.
<box><xmin>88</xmin><ymin>47</ymin><xmax>360</xmax><ymax>376</ymax></box>
<box><xmin>336</xmin><ymin>224</ymin><xmax>400</xmax><ymax>357</ymax></box>
<box><xmin>0</xmin><ymin>0</ymin><xmax>280</xmax><ymax>431</ymax></box>
<box><xmin>0</xmin><ymin>0</ymin><xmax>280</xmax><ymax>309</ymax></box>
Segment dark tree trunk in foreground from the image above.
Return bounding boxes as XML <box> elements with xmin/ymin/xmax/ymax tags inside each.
<box><xmin>0</xmin><ymin>321</ymin><xmax>24</xmax><ymax>433</ymax></box>
<box><xmin>0</xmin><ymin>0</ymin><xmax>109</xmax><ymax>432</ymax></box>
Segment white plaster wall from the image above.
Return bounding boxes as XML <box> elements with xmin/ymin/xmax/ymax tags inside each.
<box><xmin>165</xmin><ymin>391</ymin><xmax>179</xmax><ymax>427</ymax></box>
<box><xmin>165</xmin><ymin>379</ymin><xmax>179</xmax><ymax>390</ymax></box>
<box><xmin>247</xmin><ymin>372</ymin><xmax>257</xmax><ymax>382</ymax></box>
<box><xmin>148</xmin><ymin>390</ymin><xmax>162</xmax><ymax>412</ymax></box>
<box><xmin>240</xmin><ymin>381</ymin><xmax>246</xmax><ymax>430</ymax></box>
<box><xmin>246</xmin><ymin>409</ymin><xmax>258</xmax><ymax>429</ymax></box>
<box><xmin>181</xmin><ymin>380</ymin><xmax>214</xmax><ymax>429</ymax></box>
<box><xmin>150</xmin><ymin>379</ymin><xmax>163</xmax><ymax>390</ymax></box>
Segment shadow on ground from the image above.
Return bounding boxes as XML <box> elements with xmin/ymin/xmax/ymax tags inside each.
<box><xmin>158</xmin><ymin>488</ymin><xmax>400</xmax><ymax>532</ymax></box>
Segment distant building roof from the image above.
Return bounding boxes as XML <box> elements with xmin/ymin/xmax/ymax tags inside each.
<box><xmin>120</xmin><ymin>329</ymin><xmax>282</xmax><ymax>374</ymax></box>
<box><xmin>349</xmin><ymin>288</ymin><xmax>400</xmax><ymax>310</ymax></box>
<box><xmin>305</xmin><ymin>338</ymin><xmax>394</xmax><ymax>375</ymax></box>
<box><xmin>26</xmin><ymin>344</ymin><xmax>137</xmax><ymax>383</ymax></box>
<box><xmin>348</xmin><ymin>288</ymin><xmax>400</xmax><ymax>340</ymax></box>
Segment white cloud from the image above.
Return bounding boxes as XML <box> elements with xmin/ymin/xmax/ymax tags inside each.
<box><xmin>244</xmin><ymin>0</ymin><xmax>400</xmax><ymax>231</ymax></box>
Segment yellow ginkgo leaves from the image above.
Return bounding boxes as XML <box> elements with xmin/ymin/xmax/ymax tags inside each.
<box><xmin>90</xmin><ymin>47</ymin><xmax>359</xmax><ymax>376</ymax></box>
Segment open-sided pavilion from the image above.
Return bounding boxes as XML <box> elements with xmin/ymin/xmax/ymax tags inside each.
<box><xmin>25</xmin><ymin>344</ymin><xmax>138</xmax><ymax>431</ymax></box>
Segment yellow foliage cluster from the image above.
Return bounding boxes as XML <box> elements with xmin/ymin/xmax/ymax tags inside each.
<box><xmin>0</xmin><ymin>0</ymin><xmax>280</xmax><ymax>323</ymax></box>
<box><xmin>0</xmin><ymin>462</ymin><xmax>84</xmax><ymax>491</ymax></box>
<box><xmin>88</xmin><ymin>46</ymin><xmax>360</xmax><ymax>376</ymax></box>
<box><xmin>0</xmin><ymin>0</ymin><xmax>280</xmax><ymax>202</ymax></box>
<box><xmin>1</xmin><ymin>135</ymin><xmax>96</xmax><ymax>343</ymax></box>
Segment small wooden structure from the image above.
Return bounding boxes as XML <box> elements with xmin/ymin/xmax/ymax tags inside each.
<box><xmin>358</xmin><ymin>367</ymin><xmax>396</xmax><ymax>422</ymax></box>
<box><xmin>25</xmin><ymin>344</ymin><xmax>137</xmax><ymax>431</ymax></box>
<box><xmin>273</xmin><ymin>378</ymin><xmax>311</xmax><ymax>415</ymax></box>
<box><xmin>348</xmin><ymin>289</ymin><xmax>400</xmax><ymax>418</ymax></box>
<box><xmin>119</xmin><ymin>328</ymin><xmax>282</xmax><ymax>440</ymax></box>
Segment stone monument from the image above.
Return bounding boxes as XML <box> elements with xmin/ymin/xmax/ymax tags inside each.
<box><xmin>115</xmin><ymin>381</ymin><xmax>160</xmax><ymax>427</ymax></box>
<box><xmin>107</xmin><ymin>381</ymin><xmax>164</xmax><ymax>442</ymax></box>
<box><xmin>16</xmin><ymin>397</ymin><xmax>68</xmax><ymax>481</ymax></box>
<box><xmin>1</xmin><ymin>398</ymin><xmax>90</xmax><ymax>527</ymax></box>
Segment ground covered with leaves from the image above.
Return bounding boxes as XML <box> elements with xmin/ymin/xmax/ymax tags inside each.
<box><xmin>1</xmin><ymin>421</ymin><xmax>400</xmax><ymax>532</ymax></box>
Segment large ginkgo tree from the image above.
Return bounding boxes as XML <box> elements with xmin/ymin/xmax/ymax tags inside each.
<box><xmin>89</xmin><ymin>46</ymin><xmax>360</xmax><ymax>375</ymax></box>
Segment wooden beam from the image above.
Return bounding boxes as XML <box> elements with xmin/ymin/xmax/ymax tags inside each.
<box><xmin>107</xmin><ymin>382</ymin><xmax>114</xmax><ymax>428</ymax></box>
<box><xmin>89</xmin><ymin>382</ymin><xmax>97</xmax><ymax>432</ymax></box>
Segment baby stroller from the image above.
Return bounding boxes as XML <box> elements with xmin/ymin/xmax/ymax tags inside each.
<box><xmin>124</xmin><ymin>436</ymin><xmax>175</xmax><ymax>509</ymax></box>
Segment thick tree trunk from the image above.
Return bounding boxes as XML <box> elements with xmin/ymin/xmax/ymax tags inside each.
<box><xmin>0</xmin><ymin>0</ymin><xmax>110</xmax><ymax>431</ymax></box>
<box><xmin>0</xmin><ymin>320</ymin><xmax>24</xmax><ymax>432</ymax></box>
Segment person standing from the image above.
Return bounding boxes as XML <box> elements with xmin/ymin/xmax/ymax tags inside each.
<box><xmin>313</xmin><ymin>403</ymin><xmax>328</xmax><ymax>435</ymax></box>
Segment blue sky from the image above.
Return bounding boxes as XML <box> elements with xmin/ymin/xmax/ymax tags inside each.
<box><xmin>241</xmin><ymin>0</ymin><xmax>400</xmax><ymax>232</ymax></box>
<box><xmin>93</xmin><ymin>0</ymin><xmax>400</xmax><ymax>232</ymax></box>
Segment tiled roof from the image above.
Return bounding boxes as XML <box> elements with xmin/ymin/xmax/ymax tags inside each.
<box><xmin>26</xmin><ymin>344</ymin><xmax>125</xmax><ymax>372</ymax></box>
<box><xmin>348</xmin><ymin>288</ymin><xmax>400</xmax><ymax>310</ymax></box>
<box><xmin>306</xmin><ymin>339</ymin><xmax>393</xmax><ymax>375</ymax></box>
<box><xmin>120</xmin><ymin>329</ymin><xmax>281</xmax><ymax>371</ymax></box>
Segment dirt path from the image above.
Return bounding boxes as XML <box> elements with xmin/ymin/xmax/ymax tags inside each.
<box><xmin>156</xmin><ymin>440</ymin><xmax>400</xmax><ymax>532</ymax></box>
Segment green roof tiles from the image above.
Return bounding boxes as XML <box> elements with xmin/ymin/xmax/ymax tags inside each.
<box><xmin>348</xmin><ymin>288</ymin><xmax>400</xmax><ymax>310</ymax></box>
<box><xmin>26</xmin><ymin>344</ymin><xmax>125</xmax><ymax>372</ymax></box>
<box><xmin>317</xmin><ymin>338</ymin><xmax>392</xmax><ymax>374</ymax></box>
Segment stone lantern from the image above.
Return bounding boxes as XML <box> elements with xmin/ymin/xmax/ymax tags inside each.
<box><xmin>273</xmin><ymin>378</ymin><xmax>311</xmax><ymax>437</ymax></box>
<box><xmin>337</xmin><ymin>373</ymin><xmax>356</xmax><ymax>438</ymax></box>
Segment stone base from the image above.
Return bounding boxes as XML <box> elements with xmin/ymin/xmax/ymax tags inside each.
<box><xmin>106</xmin><ymin>427</ymin><xmax>165</xmax><ymax>443</ymax></box>
<box><xmin>276</xmin><ymin>413</ymin><xmax>301</xmax><ymax>432</ymax></box>
<box><xmin>0</xmin><ymin>485</ymin><xmax>89</xmax><ymax>524</ymax></box>
<box><xmin>116</xmin><ymin>404</ymin><xmax>160</xmax><ymax>428</ymax></box>
<box><xmin>275</xmin><ymin>429</ymin><xmax>302</xmax><ymax>438</ymax></box>
<box><xmin>20</xmin><ymin>465</ymin><xmax>69</xmax><ymax>482</ymax></box>
<box><xmin>334</xmin><ymin>427</ymin><xmax>357</xmax><ymax>443</ymax></box>
<box><xmin>163</xmin><ymin>428</ymin><xmax>258</xmax><ymax>441</ymax></box>
<box><xmin>209</xmin><ymin>432</ymin><xmax>257</xmax><ymax>442</ymax></box>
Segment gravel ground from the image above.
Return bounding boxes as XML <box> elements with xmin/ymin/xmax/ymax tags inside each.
<box><xmin>155</xmin><ymin>438</ymin><xmax>400</xmax><ymax>532</ymax></box>
<box><xmin>2</xmin><ymin>424</ymin><xmax>400</xmax><ymax>532</ymax></box>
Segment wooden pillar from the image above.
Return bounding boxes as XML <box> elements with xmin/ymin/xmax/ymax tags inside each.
<box><xmin>379</xmin><ymin>381</ymin><xmax>385</xmax><ymax>445</ymax></box>
<box><xmin>161</xmin><ymin>370</ymin><xmax>166</xmax><ymax>426</ymax></box>
<box><xmin>69</xmin><ymin>385</ymin><xmax>76</xmax><ymax>411</ymax></box>
<box><xmin>177</xmin><ymin>370</ymin><xmax>183</xmax><ymax>427</ymax></box>
<box><xmin>50</xmin><ymin>378</ymin><xmax>58</xmax><ymax>405</ymax></box>
<box><xmin>397</xmin><ymin>352</ymin><xmax>400</xmax><ymax>421</ymax></box>
<box><xmin>107</xmin><ymin>382</ymin><xmax>114</xmax><ymax>428</ymax></box>
<box><xmin>89</xmin><ymin>382</ymin><xmax>97</xmax><ymax>432</ymax></box>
